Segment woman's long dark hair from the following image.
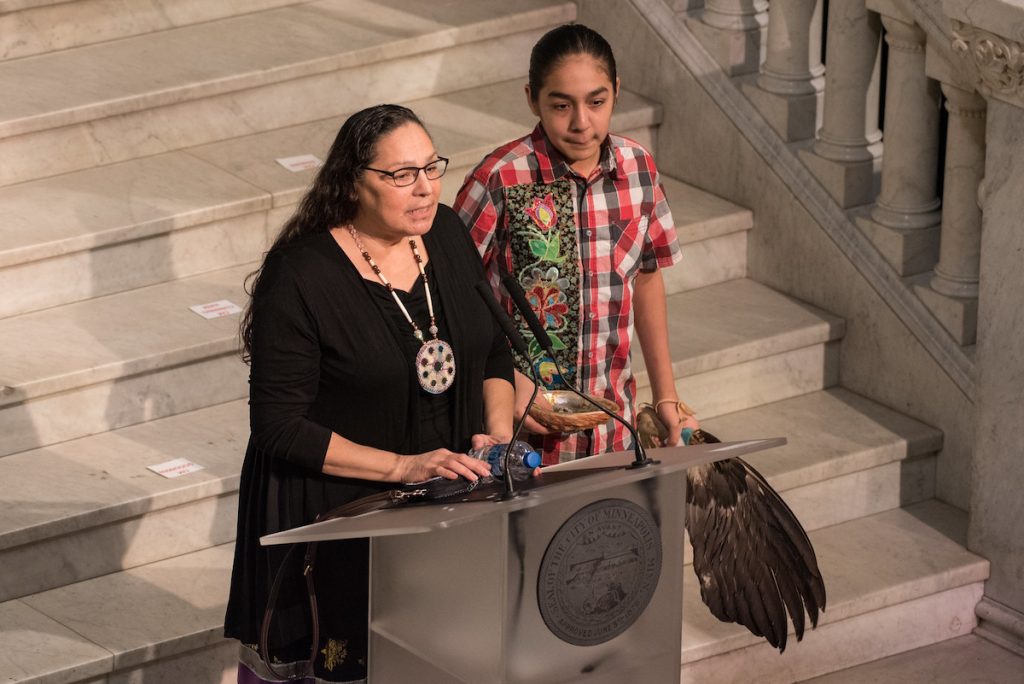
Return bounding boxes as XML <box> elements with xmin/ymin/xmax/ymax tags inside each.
<box><xmin>528</xmin><ymin>23</ymin><xmax>617</xmax><ymax>100</ymax></box>
<box><xmin>239</xmin><ymin>104</ymin><xmax>425</xmax><ymax>362</ymax></box>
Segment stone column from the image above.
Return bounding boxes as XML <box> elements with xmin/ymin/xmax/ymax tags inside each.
<box><xmin>856</xmin><ymin>14</ymin><xmax>942</xmax><ymax>275</ymax></box>
<box><xmin>971</xmin><ymin>95</ymin><xmax>1024</xmax><ymax>658</ymax></box>
<box><xmin>744</xmin><ymin>0</ymin><xmax>825</xmax><ymax>141</ymax></box>
<box><xmin>758</xmin><ymin>0</ymin><xmax>824</xmax><ymax>95</ymax></box>
<box><xmin>916</xmin><ymin>84</ymin><xmax>986</xmax><ymax>344</ymax></box>
<box><xmin>942</xmin><ymin>0</ymin><xmax>1024</xmax><ymax>654</ymax></box>
<box><xmin>801</xmin><ymin>0</ymin><xmax>883</xmax><ymax>207</ymax></box>
<box><xmin>687</xmin><ymin>0</ymin><xmax>768</xmax><ymax>75</ymax></box>
<box><xmin>931</xmin><ymin>85</ymin><xmax>986</xmax><ymax>299</ymax></box>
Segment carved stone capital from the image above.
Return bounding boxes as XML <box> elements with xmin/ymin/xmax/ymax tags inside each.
<box><xmin>951</xmin><ymin>22</ymin><xmax>1024</xmax><ymax>104</ymax></box>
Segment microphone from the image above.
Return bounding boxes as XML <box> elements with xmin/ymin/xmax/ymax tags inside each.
<box><xmin>474</xmin><ymin>281</ymin><xmax>541</xmax><ymax>499</ymax></box>
<box><xmin>474</xmin><ymin>281</ymin><xmax>531</xmax><ymax>358</ymax></box>
<box><xmin>499</xmin><ymin>274</ymin><xmax>655</xmax><ymax>469</ymax></box>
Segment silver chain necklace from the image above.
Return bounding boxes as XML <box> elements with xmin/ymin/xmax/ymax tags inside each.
<box><xmin>348</xmin><ymin>226</ymin><xmax>456</xmax><ymax>395</ymax></box>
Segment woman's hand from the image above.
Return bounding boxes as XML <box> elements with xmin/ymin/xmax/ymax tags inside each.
<box><xmin>396</xmin><ymin>448</ymin><xmax>493</xmax><ymax>483</ymax></box>
<box><xmin>514</xmin><ymin>369</ymin><xmax>558</xmax><ymax>435</ymax></box>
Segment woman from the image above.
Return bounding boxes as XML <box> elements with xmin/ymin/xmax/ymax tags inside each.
<box><xmin>225</xmin><ymin>104</ymin><xmax>515</xmax><ymax>682</ymax></box>
<box><xmin>454</xmin><ymin>23</ymin><xmax>699</xmax><ymax>465</ymax></box>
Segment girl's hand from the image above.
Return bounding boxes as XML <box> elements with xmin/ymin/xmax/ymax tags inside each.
<box><xmin>656</xmin><ymin>401</ymin><xmax>682</xmax><ymax>447</ymax></box>
<box><xmin>655</xmin><ymin>400</ymin><xmax>700</xmax><ymax>447</ymax></box>
<box><xmin>397</xmin><ymin>448</ymin><xmax>493</xmax><ymax>483</ymax></box>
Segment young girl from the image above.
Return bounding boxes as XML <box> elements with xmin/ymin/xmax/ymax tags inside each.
<box><xmin>454</xmin><ymin>23</ymin><xmax>698</xmax><ymax>464</ymax></box>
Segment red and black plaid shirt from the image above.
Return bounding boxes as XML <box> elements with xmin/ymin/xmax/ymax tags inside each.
<box><xmin>454</xmin><ymin>125</ymin><xmax>681</xmax><ymax>463</ymax></box>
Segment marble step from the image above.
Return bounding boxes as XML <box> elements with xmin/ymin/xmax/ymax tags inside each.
<box><xmin>0</xmin><ymin>228</ymin><xmax>763</xmax><ymax>460</ymax></box>
<box><xmin>659</xmin><ymin>176</ymin><xmax>753</xmax><ymax>295</ymax></box>
<box><xmin>0</xmin><ymin>543</ymin><xmax>237</xmax><ymax>684</ymax></box>
<box><xmin>2</xmin><ymin>275</ymin><xmax>813</xmax><ymax>461</ymax></box>
<box><xmin>0</xmin><ymin>263</ymin><xmax>252</xmax><ymax>458</ymax></box>
<box><xmin>0</xmin><ymin>81</ymin><xmax>661</xmax><ymax>318</ymax></box>
<box><xmin>802</xmin><ymin>633</ymin><xmax>1024</xmax><ymax>683</ymax></box>
<box><xmin>0</xmin><ymin>383</ymin><xmax>932</xmax><ymax>598</ymax></box>
<box><xmin>0</xmin><ymin>0</ymin><xmax>307</xmax><ymax>62</ymax></box>
<box><xmin>0</xmin><ymin>387</ymin><xmax>937</xmax><ymax>604</ymax></box>
<box><xmin>0</xmin><ymin>0</ymin><xmax>575</xmax><ymax>186</ymax></box>
<box><xmin>635</xmin><ymin>278</ymin><xmax>846</xmax><ymax>418</ymax></box>
<box><xmin>0</xmin><ymin>501</ymin><xmax>986</xmax><ymax>684</ymax></box>
<box><xmin>0</xmin><ymin>400</ymin><xmax>247</xmax><ymax>603</ymax></box>
<box><xmin>681</xmin><ymin>387</ymin><xmax>941</xmax><ymax>564</ymax></box>
<box><xmin>0</xmin><ymin>281</ymin><xmax>839</xmax><ymax>594</ymax></box>
<box><xmin>680</xmin><ymin>500</ymin><xmax>990</xmax><ymax>683</ymax></box>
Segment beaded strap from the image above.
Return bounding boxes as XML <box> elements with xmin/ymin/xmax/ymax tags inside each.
<box><xmin>348</xmin><ymin>227</ymin><xmax>438</xmax><ymax>342</ymax></box>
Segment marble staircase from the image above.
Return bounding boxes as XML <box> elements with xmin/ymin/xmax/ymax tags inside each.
<box><xmin>0</xmin><ymin>0</ymin><xmax>310</xmax><ymax>61</ymax></box>
<box><xmin>0</xmin><ymin>1</ymin><xmax>988</xmax><ymax>682</ymax></box>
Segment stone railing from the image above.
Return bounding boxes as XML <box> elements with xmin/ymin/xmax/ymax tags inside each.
<box><xmin>691</xmin><ymin>0</ymin><xmax>1024</xmax><ymax>348</ymax></box>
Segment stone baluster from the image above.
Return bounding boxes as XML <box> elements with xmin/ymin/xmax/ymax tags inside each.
<box><xmin>855</xmin><ymin>14</ymin><xmax>942</xmax><ymax>276</ymax></box>
<box><xmin>688</xmin><ymin>0</ymin><xmax>768</xmax><ymax>75</ymax></box>
<box><xmin>915</xmin><ymin>83</ymin><xmax>986</xmax><ymax>345</ymax></box>
<box><xmin>744</xmin><ymin>0</ymin><xmax>826</xmax><ymax>141</ymax></box>
<box><xmin>800</xmin><ymin>0</ymin><xmax>883</xmax><ymax>207</ymax></box>
<box><xmin>702</xmin><ymin>0</ymin><xmax>768</xmax><ymax>31</ymax></box>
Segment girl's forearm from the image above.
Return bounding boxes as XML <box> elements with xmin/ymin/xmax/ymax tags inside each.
<box><xmin>633</xmin><ymin>270</ymin><xmax>678</xmax><ymax>403</ymax></box>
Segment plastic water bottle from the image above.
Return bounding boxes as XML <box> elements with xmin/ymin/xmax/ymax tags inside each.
<box><xmin>468</xmin><ymin>441</ymin><xmax>541</xmax><ymax>481</ymax></box>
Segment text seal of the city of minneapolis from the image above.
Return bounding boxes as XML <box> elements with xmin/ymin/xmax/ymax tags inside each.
<box><xmin>537</xmin><ymin>498</ymin><xmax>663</xmax><ymax>646</ymax></box>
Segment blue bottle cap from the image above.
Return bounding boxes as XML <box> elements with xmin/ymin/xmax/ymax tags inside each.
<box><xmin>523</xmin><ymin>450</ymin><xmax>542</xmax><ymax>469</ymax></box>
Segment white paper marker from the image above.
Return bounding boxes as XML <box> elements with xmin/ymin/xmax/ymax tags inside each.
<box><xmin>190</xmin><ymin>299</ymin><xmax>242</xmax><ymax>319</ymax></box>
<box><xmin>147</xmin><ymin>458</ymin><xmax>204</xmax><ymax>479</ymax></box>
<box><xmin>276</xmin><ymin>154</ymin><xmax>323</xmax><ymax>172</ymax></box>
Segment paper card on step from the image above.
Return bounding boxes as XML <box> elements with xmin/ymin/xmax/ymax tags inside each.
<box><xmin>148</xmin><ymin>458</ymin><xmax>204</xmax><ymax>479</ymax></box>
<box><xmin>190</xmin><ymin>299</ymin><xmax>242</xmax><ymax>319</ymax></box>
<box><xmin>276</xmin><ymin>154</ymin><xmax>323</xmax><ymax>172</ymax></box>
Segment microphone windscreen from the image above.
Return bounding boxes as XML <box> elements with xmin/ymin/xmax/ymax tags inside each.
<box><xmin>474</xmin><ymin>281</ymin><xmax>531</xmax><ymax>358</ymax></box>
<box><xmin>500</xmin><ymin>274</ymin><xmax>553</xmax><ymax>355</ymax></box>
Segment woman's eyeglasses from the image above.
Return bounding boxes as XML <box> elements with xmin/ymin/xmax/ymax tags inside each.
<box><xmin>363</xmin><ymin>157</ymin><xmax>449</xmax><ymax>187</ymax></box>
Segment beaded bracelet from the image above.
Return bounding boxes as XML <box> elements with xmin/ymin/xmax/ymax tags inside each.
<box><xmin>653</xmin><ymin>399</ymin><xmax>696</xmax><ymax>416</ymax></box>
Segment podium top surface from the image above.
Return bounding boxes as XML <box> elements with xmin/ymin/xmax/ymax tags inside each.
<box><xmin>260</xmin><ymin>438</ymin><xmax>784</xmax><ymax>546</ymax></box>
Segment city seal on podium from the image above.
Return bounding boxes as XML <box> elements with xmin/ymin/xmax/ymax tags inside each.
<box><xmin>537</xmin><ymin>498</ymin><xmax>663</xmax><ymax>646</ymax></box>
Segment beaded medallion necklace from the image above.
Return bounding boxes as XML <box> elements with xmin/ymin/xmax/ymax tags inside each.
<box><xmin>348</xmin><ymin>226</ymin><xmax>456</xmax><ymax>395</ymax></box>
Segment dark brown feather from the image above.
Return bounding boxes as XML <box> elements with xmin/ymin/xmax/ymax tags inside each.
<box><xmin>685</xmin><ymin>430</ymin><xmax>826</xmax><ymax>652</ymax></box>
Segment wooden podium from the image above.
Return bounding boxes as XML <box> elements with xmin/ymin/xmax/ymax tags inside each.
<box><xmin>262</xmin><ymin>439</ymin><xmax>784</xmax><ymax>683</ymax></box>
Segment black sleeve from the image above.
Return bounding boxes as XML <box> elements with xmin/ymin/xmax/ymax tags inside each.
<box><xmin>440</xmin><ymin>204</ymin><xmax>515</xmax><ymax>385</ymax></box>
<box><xmin>247</xmin><ymin>251</ymin><xmax>332</xmax><ymax>472</ymax></box>
<box><xmin>484</xmin><ymin>316</ymin><xmax>515</xmax><ymax>384</ymax></box>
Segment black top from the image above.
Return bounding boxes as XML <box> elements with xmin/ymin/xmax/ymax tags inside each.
<box><xmin>366</xmin><ymin>262</ymin><xmax>453</xmax><ymax>451</ymax></box>
<box><xmin>224</xmin><ymin>206</ymin><xmax>513</xmax><ymax>678</ymax></box>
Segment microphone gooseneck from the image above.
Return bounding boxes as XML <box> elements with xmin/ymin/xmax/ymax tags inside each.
<box><xmin>499</xmin><ymin>274</ymin><xmax>656</xmax><ymax>469</ymax></box>
<box><xmin>474</xmin><ymin>282</ymin><xmax>540</xmax><ymax>499</ymax></box>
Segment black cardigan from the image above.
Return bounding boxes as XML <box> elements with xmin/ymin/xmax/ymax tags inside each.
<box><xmin>224</xmin><ymin>206</ymin><xmax>513</xmax><ymax>662</ymax></box>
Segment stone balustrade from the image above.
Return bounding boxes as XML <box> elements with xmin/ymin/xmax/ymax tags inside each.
<box><xmin>707</xmin><ymin>0</ymin><xmax>1023</xmax><ymax>347</ymax></box>
<box><xmin>687</xmin><ymin>0</ymin><xmax>769</xmax><ymax>75</ymax></box>
<box><xmin>680</xmin><ymin>0</ymin><xmax>1024</xmax><ymax>649</ymax></box>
